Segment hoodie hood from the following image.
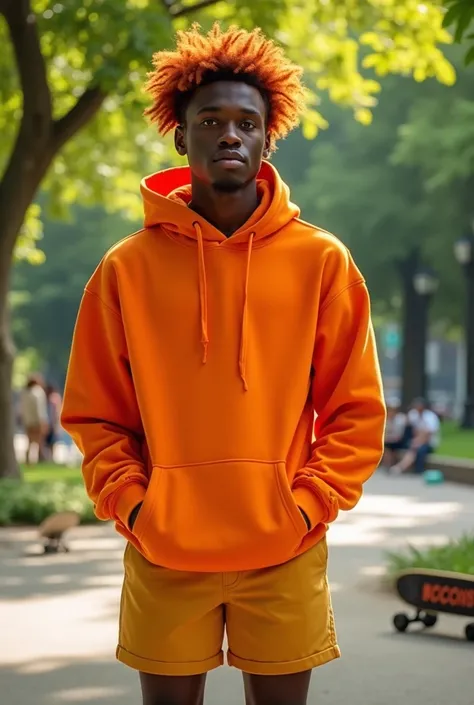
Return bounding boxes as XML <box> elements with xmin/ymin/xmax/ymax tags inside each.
<box><xmin>140</xmin><ymin>161</ymin><xmax>300</xmax><ymax>391</ymax></box>
<box><xmin>140</xmin><ymin>161</ymin><xmax>300</xmax><ymax>245</ymax></box>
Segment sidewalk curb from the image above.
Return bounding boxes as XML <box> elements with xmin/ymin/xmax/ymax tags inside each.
<box><xmin>431</xmin><ymin>455</ymin><xmax>474</xmax><ymax>486</ymax></box>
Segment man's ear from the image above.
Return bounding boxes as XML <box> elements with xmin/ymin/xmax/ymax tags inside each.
<box><xmin>262</xmin><ymin>133</ymin><xmax>271</xmax><ymax>160</ymax></box>
<box><xmin>175</xmin><ymin>125</ymin><xmax>187</xmax><ymax>156</ymax></box>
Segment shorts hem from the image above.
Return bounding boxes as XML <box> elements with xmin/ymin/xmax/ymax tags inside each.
<box><xmin>116</xmin><ymin>645</ymin><xmax>224</xmax><ymax>676</ymax></box>
<box><xmin>227</xmin><ymin>644</ymin><xmax>341</xmax><ymax>675</ymax></box>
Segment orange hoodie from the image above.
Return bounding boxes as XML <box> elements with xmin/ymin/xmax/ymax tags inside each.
<box><xmin>62</xmin><ymin>162</ymin><xmax>386</xmax><ymax>572</ymax></box>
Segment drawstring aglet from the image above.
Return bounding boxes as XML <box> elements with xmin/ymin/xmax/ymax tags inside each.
<box><xmin>202</xmin><ymin>338</ymin><xmax>209</xmax><ymax>364</ymax></box>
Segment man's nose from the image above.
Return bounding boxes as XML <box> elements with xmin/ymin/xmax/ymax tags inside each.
<box><xmin>218</xmin><ymin>123</ymin><xmax>242</xmax><ymax>147</ymax></box>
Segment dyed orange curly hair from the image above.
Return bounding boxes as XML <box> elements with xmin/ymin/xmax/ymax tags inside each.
<box><xmin>144</xmin><ymin>23</ymin><xmax>306</xmax><ymax>151</ymax></box>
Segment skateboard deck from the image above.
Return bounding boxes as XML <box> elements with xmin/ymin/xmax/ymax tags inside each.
<box><xmin>38</xmin><ymin>511</ymin><xmax>80</xmax><ymax>553</ymax></box>
<box><xmin>396</xmin><ymin>569</ymin><xmax>474</xmax><ymax>618</ymax></box>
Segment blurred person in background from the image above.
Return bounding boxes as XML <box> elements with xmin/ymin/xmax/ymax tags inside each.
<box><xmin>391</xmin><ymin>397</ymin><xmax>441</xmax><ymax>475</ymax></box>
<box><xmin>383</xmin><ymin>399</ymin><xmax>411</xmax><ymax>468</ymax></box>
<box><xmin>62</xmin><ymin>23</ymin><xmax>385</xmax><ymax>705</ymax></box>
<box><xmin>45</xmin><ymin>383</ymin><xmax>63</xmax><ymax>462</ymax></box>
<box><xmin>19</xmin><ymin>374</ymin><xmax>48</xmax><ymax>464</ymax></box>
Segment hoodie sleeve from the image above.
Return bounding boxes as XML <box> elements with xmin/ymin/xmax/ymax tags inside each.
<box><xmin>61</xmin><ymin>284</ymin><xmax>148</xmax><ymax>528</ymax></box>
<box><xmin>292</xmin><ymin>275</ymin><xmax>386</xmax><ymax>529</ymax></box>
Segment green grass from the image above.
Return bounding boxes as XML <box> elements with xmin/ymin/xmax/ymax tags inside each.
<box><xmin>437</xmin><ymin>421</ymin><xmax>474</xmax><ymax>460</ymax></box>
<box><xmin>22</xmin><ymin>464</ymin><xmax>83</xmax><ymax>485</ymax></box>
<box><xmin>386</xmin><ymin>535</ymin><xmax>474</xmax><ymax>576</ymax></box>
<box><xmin>0</xmin><ymin>463</ymin><xmax>93</xmax><ymax>526</ymax></box>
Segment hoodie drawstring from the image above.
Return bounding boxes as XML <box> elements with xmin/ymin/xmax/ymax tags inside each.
<box><xmin>239</xmin><ymin>232</ymin><xmax>254</xmax><ymax>391</ymax></box>
<box><xmin>192</xmin><ymin>223</ymin><xmax>254</xmax><ymax>391</ymax></box>
<box><xmin>194</xmin><ymin>222</ymin><xmax>209</xmax><ymax>364</ymax></box>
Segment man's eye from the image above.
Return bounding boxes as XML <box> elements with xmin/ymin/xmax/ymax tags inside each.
<box><xmin>201</xmin><ymin>118</ymin><xmax>218</xmax><ymax>127</ymax></box>
<box><xmin>241</xmin><ymin>121</ymin><xmax>256</xmax><ymax>130</ymax></box>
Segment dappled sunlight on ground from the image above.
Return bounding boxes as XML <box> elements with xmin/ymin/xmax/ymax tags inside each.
<box><xmin>1</xmin><ymin>586</ymin><xmax>120</xmax><ymax>664</ymax></box>
<box><xmin>0</xmin><ymin>658</ymin><xmax>135</xmax><ymax>705</ymax></box>
<box><xmin>323</xmin><ymin>473</ymin><xmax>474</xmax><ymax>598</ymax></box>
<box><xmin>0</xmin><ymin>525</ymin><xmax>124</xmax><ymax>601</ymax></box>
<box><xmin>328</xmin><ymin>473</ymin><xmax>473</xmax><ymax>556</ymax></box>
<box><xmin>52</xmin><ymin>686</ymin><xmax>127</xmax><ymax>702</ymax></box>
<box><xmin>0</xmin><ymin>523</ymin><xmax>123</xmax><ymax>672</ymax></box>
<box><xmin>1</xmin><ymin>473</ymin><xmax>474</xmax><ymax>704</ymax></box>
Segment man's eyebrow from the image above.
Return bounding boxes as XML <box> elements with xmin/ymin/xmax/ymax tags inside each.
<box><xmin>196</xmin><ymin>105</ymin><xmax>262</xmax><ymax>116</ymax></box>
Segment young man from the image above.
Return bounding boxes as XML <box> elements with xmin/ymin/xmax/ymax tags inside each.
<box><xmin>62</xmin><ymin>24</ymin><xmax>386</xmax><ymax>705</ymax></box>
<box><xmin>391</xmin><ymin>398</ymin><xmax>440</xmax><ymax>474</ymax></box>
<box><xmin>20</xmin><ymin>374</ymin><xmax>49</xmax><ymax>465</ymax></box>
<box><xmin>383</xmin><ymin>399</ymin><xmax>411</xmax><ymax>468</ymax></box>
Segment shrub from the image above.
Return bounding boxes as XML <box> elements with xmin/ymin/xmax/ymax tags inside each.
<box><xmin>386</xmin><ymin>535</ymin><xmax>474</xmax><ymax>577</ymax></box>
<box><xmin>0</xmin><ymin>479</ymin><xmax>97</xmax><ymax>526</ymax></box>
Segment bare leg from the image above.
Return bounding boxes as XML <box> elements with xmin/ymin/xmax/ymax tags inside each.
<box><xmin>139</xmin><ymin>673</ymin><xmax>207</xmax><ymax>705</ymax></box>
<box><xmin>38</xmin><ymin>436</ymin><xmax>47</xmax><ymax>463</ymax></box>
<box><xmin>391</xmin><ymin>449</ymin><xmax>416</xmax><ymax>473</ymax></box>
<box><xmin>243</xmin><ymin>671</ymin><xmax>312</xmax><ymax>705</ymax></box>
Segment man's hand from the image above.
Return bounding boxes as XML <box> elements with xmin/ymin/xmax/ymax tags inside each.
<box><xmin>299</xmin><ymin>507</ymin><xmax>311</xmax><ymax>531</ymax></box>
<box><xmin>128</xmin><ymin>502</ymin><xmax>143</xmax><ymax>531</ymax></box>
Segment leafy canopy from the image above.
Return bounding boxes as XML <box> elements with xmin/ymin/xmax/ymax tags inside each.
<box><xmin>0</xmin><ymin>0</ymin><xmax>456</xmax><ymax>260</ymax></box>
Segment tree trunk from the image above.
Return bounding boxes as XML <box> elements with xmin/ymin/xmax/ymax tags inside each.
<box><xmin>0</xmin><ymin>2</ymin><xmax>106</xmax><ymax>478</ymax></box>
<box><xmin>0</xmin><ymin>177</ymin><xmax>49</xmax><ymax>479</ymax></box>
<box><xmin>0</xmin><ymin>131</ymin><xmax>56</xmax><ymax>478</ymax></box>
<box><xmin>399</xmin><ymin>249</ymin><xmax>428</xmax><ymax>408</ymax></box>
<box><xmin>0</xmin><ymin>263</ymin><xmax>18</xmax><ymax>478</ymax></box>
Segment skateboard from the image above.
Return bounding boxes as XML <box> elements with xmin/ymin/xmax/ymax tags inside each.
<box><xmin>38</xmin><ymin>511</ymin><xmax>80</xmax><ymax>554</ymax></box>
<box><xmin>392</xmin><ymin>569</ymin><xmax>474</xmax><ymax>641</ymax></box>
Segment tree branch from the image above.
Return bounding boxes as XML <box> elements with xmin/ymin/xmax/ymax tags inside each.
<box><xmin>52</xmin><ymin>83</ymin><xmax>106</xmax><ymax>153</ymax></box>
<box><xmin>168</xmin><ymin>0</ymin><xmax>222</xmax><ymax>19</ymax></box>
<box><xmin>1</xmin><ymin>0</ymin><xmax>52</xmax><ymax>126</ymax></box>
<box><xmin>159</xmin><ymin>0</ymin><xmax>176</xmax><ymax>12</ymax></box>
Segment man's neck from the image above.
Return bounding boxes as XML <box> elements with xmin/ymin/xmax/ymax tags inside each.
<box><xmin>189</xmin><ymin>179</ymin><xmax>259</xmax><ymax>238</ymax></box>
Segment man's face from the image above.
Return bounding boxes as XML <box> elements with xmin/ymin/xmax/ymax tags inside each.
<box><xmin>175</xmin><ymin>81</ymin><xmax>271</xmax><ymax>192</ymax></box>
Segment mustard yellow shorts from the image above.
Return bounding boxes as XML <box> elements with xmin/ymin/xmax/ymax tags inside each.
<box><xmin>117</xmin><ymin>537</ymin><xmax>340</xmax><ymax>676</ymax></box>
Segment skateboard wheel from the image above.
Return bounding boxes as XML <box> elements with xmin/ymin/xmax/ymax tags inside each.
<box><xmin>422</xmin><ymin>613</ymin><xmax>437</xmax><ymax>628</ymax></box>
<box><xmin>393</xmin><ymin>613</ymin><xmax>409</xmax><ymax>632</ymax></box>
<box><xmin>465</xmin><ymin>623</ymin><xmax>474</xmax><ymax>642</ymax></box>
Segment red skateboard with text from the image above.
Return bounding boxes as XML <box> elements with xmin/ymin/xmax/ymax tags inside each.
<box><xmin>392</xmin><ymin>569</ymin><xmax>474</xmax><ymax>641</ymax></box>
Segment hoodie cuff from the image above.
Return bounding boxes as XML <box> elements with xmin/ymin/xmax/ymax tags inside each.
<box><xmin>293</xmin><ymin>484</ymin><xmax>325</xmax><ymax>531</ymax></box>
<box><xmin>113</xmin><ymin>482</ymin><xmax>148</xmax><ymax>528</ymax></box>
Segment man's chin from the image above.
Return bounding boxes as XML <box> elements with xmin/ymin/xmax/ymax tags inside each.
<box><xmin>211</xmin><ymin>178</ymin><xmax>245</xmax><ymax>194</ymax></box>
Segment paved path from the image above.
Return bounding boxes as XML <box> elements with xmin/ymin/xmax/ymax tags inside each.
<box><xmin>1</xmin><ymin>473</ymin><xmax>473</xmax><ymax>704</ymax></box>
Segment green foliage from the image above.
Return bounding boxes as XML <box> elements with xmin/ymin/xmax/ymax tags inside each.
<box><xmin>23</xmin><ymin>464</ymin><xmax>83</xmax><ymax>484</ymax></box>
<box><xmin>11</xmin><ymin>347</ymin><xmax>43</xmax><ymax>389</ymax></box>
<box><xmin>442</xmin><ymin>0</ymin><xmax>474</xmax><ymax>64</ymax></box>
<box><xmin>11</xmin><ymin>206</ymin><xmax>136</xmax><ymax>379</ymax></box>
<box><xmin>386</xmin><ymin>534</ymin><xmax>474</xmax><ymax>575</ymax></box>
<box><xmin>393</xmin><ymin>96</ymin><xmax>474</xmax><ymax>190</ymax></box>
<box><xmin>437</xmin><ymin>422</ymin><xmax>474</xmax><ymax>459</ymax></box>
<box><xmin>15</xmin><ymin>204</ymin><xmax>45</xmax><ymax>264</ymax></box>
<box><xmin>286</xmin><ymin>49</ymin><xmax>473</xmax><ymax>328</ymax></box>
<box><xmin>0</xmin><ymin>0</ymin><xmax>457</xmax><ymax>260</ymax></box>
<box><xmin>0</xmin><ymin>478</ymin><xmax>96</xmax><ymax>526</ymax></box>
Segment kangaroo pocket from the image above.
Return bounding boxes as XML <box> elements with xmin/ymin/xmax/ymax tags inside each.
<box><xmin>132</xmin><ymin>460</ymin><xmax>308</xmax><ymax>572</ymax></box>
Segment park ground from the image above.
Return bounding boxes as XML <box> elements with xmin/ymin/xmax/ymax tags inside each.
<box><xmin>0</xmin><ymin>472</ymin><xmax>473</xmax><ymax>705</ymax></box>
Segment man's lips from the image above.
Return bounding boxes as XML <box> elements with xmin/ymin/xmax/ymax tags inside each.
<box><xmin>214</xmin><ymin>152</ymin><xmax>246</xmax><ymax>163</ymax></box>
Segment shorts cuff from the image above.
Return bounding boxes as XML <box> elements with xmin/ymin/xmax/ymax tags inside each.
<box><xmin>117</xmin><ymin>645</ymin><xmax>224</xmax><ymax>676</ymax></box>
<box><xmin>227</xmin><ymin>644</ymin><xmax>341</xmax><ymax>675</ymax></box>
